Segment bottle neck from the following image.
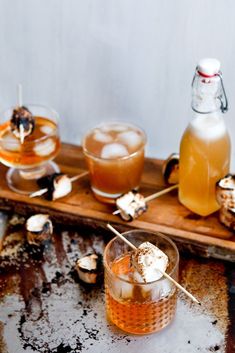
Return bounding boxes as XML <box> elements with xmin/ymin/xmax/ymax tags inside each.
<box><xmin>191</xmin><ymin>72</ymin><xmax>228</xmax><ymax>114</ymax></box>
<box><xmin>192</xmin><ymin>97</ymin><xmax>220</xmax><ymax>114</ymax></box>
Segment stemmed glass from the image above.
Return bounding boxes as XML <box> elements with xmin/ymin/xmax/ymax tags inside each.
<box><xmin>0</xmin><ymin>104</ymin><xmax>61</xmax><ymax>194</ymax></box>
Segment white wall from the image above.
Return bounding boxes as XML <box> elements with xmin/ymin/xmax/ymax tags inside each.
<box><xmin>0</xmin><ymin>0</ymin><xmax>235</xmax><ymax>168</ymax></box>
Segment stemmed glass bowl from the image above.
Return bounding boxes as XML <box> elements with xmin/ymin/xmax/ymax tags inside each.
<box><xmin>0</xmin><ymin>104</ymin><xmax>61</xmax><ymax>194</ymax></box>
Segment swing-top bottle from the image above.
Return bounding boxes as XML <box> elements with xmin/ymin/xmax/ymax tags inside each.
<box><xmin>179</xmin><ymin>58</ymin><xmax>231</xmax><ymax>216</ymax></box>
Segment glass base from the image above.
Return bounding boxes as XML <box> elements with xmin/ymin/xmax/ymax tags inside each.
<box><xmin>6</xmin><ymin>161</ymin><xmax>60</xmax><ymax>195</ymax></box>
<box><xmin>91</xmin><ymin>185</ymin><xmax>139</xmax><ymax>204</ymax></box>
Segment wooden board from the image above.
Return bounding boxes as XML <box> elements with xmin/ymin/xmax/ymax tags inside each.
<box><xmin>0</xmin><ymin>143</ymin><xmax>234</xmax><ymax>260</ymax></box>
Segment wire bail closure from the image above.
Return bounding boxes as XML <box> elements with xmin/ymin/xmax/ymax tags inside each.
<box><xmin>216</xmin><ymin>73</ymin><xmax>228</xmax><ymax>113</ymax></box>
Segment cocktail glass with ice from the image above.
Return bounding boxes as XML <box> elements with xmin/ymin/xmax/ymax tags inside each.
<box><xmin>0</xmin><ymin>104</ymin><xmax>61</xmax><ymax>194</ymax></box>
<box><xmin>82</xmin><ymin>122</ymin><xmax>146</xmax><ymax>203</ymax></box>
<box><xmin>103</xmin><ymin>230</ymin><xmax>179</xmax><ymax>334</ymax></box>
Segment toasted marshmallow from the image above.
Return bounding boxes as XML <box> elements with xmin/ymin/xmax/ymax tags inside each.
<box><xmin>75</xmin><ymin>253</ymin><xmax>102</xmax><ymax>284</ymax></box>
<box><xmin>52</xmin><ymin>174</ymin><xmax>72</xmax><ymax>200</ymax></box>
<box><xmin>131</xmin><ymin>242</ymin><xmax>168</xmax><ymax>283</ymax></box>
<box><xmin>37</xmin><ymin>173</ymin><xmax>72</xmax><ymax>201</ymax></box>
<box><xmin>116</xmin><ymin>191</ymin><xmax>147</xmax><ymax>221</ymax></box>
<box><xmin>219</xmin><ymin>206</ymin><xmax>235</xmax><ymax>231</ymax></box>
<box><xmin>26</xmin><ymin>214</ymin><xmax>53</xmax><ymax>245</ymax></box>
<box><xmin>162</xmin><ymin>153</ymin><xmax>179</xmax><ymax>185</ymax></box>
<box><xmin>216</xmin><ymin>174</ymin><xmax>235</xmax><ymax>209</ymax></box>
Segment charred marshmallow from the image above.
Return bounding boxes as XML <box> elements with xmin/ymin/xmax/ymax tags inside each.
<box><xmin>37</xmin><ymin>173</ymin><xmax>72</xmax><ymax>201</ymax></box>
<box><xmin>162</xmin><ymin>153</ymin><xmax>179</xmax><ymax>185</ymax></box>
<box><xmin>10</xmin><ymin>106</ymin><xmax>35</xmax><ymax>143</ymax></box>
<box><xmin>26</xmin><ymin>214</ymin><xmax>53</xmax><ymax>245</ymax></box>
<box><xmin>75</xmin><ymin>253</ymin><xmax>101</xmax><ymax>284</ymax></box>
<box><xmin>131</xmin><ymin>242</ymin><xmax>168</xmax><ymax>283</ymax></box>
<box><xmin>116</xmin><ymin>191</ymin><xmax>147</xmax><ymax>221</ymax></box>
<box><xmin>216</xmin><ymin>174</ymin><xmax>235</xmax><ymax>209</ymax></box>
<box><xmin>219</xmin><ymin>206</ymin><xmax>235</xmax><ymax>231</ymax></box>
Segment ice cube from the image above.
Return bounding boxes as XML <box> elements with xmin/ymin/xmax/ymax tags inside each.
<box><xmin>150</xmin><ymin>278</ymin><xmax>173</xmax><ymax>300</ymax></box>
<box><xmin>93</xmin><ymin>131</ymin><xmax>112</xmax><ymax>143</ymax></box>
<box><xmin>112</xmin><ymin>274</ymin><xmax>133</xmax><ymax>300</ymax></box>
<box><xmin>139</xmin><ymin>277</ymin><xmax>173</xmax><ymax>300</ymax></box>
<box><xmin>40</xmin><ymin>125</ymin><xmax>55</xmax><ymax>135</ymax></box>
<box><xmin>101</xmin><ymin>143</ymin><xmax>129</xmax><ymax>159</ymax></box>
<box><xmin>118</xmin><ymin>130</ymin><xmax>142</xmax><ymax>150</ymax></box>
<box><xmin>34</xmin><ymin>138</ymin><xmax>56</xmax><ymax>156</ymax></box>
<box><xmin>1</xmin><ymin>137</ymin><xmax>21</xmax><ymax>152</ymax></box>
<box><xmin>101</xmin><ymin>124</ymin><xmax>128</xmax><ymax>133</ymax></box>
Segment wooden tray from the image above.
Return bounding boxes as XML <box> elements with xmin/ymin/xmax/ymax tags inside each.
<box><xmin>0</xmin><ymin>143</ymin><xmax>234</xmax><ymax>260</ymax></box>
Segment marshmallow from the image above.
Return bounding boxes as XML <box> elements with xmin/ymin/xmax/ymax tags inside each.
<box><xmin>116</xmin><ymin>191</ymin><xmax>147</xmax><ymax>221</ymax></box>
<box><xmin>131</xmin><ymin>242</ymin><xmax>168</xmax><ymax>283</ymax></box>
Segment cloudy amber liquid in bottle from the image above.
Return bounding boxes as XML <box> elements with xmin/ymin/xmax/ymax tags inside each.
<box><xmin>179</xmin><ymin>114</ymin><xmax>230</xmax><ymax>216</ymax></box>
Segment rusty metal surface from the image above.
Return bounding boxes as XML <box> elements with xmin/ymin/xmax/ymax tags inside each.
<box><xmin>0</xmin><ymin>213</ymin><xmax>234</xmax><ymax>353</ymax></box>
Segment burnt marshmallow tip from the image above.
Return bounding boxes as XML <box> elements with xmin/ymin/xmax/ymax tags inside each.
<box><xmin>75</xmin><ymin>253</ymin><xmax>103</xmax><ymax>284</ymax></box>
<box><xmin>26</xmin><ymin>214</ymin><xmax>53</xmax><ymax>246</ymax></box>
<box><xmin>162</xmin><ymin>153</ymin><xmax>179</xmax><ymax>185</ymax></box>
<box><xmin>37</xmin><ymin>173</ymin><xmax>72</xmax><ymax>201</ymax></box>
<box><xmin>116</xmin><ymin>191</ymin><xmax>147</xmax><ymax>221</ymax></box>
<box><xmin>10</xmin><ymin>106</ymin><xmax>35</xmax><ymax>141</ymax></box>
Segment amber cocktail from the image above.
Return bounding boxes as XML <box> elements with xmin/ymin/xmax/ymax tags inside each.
<box><xmin>82</xmin><ymin>122</ymin><xmax>146</xmax><ymax>203</ymax></box>
<box><xmin>104</xmin><ymin>230</ymin><xmax>179</xmax><ymax>334</ymax></box>
<box><xmin>0</xmin><ymin>104</ymin><xmax>60</xmax><ymax>194</ymax></box>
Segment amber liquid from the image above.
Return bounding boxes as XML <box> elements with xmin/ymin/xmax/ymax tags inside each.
<box><xmin>0</xmin><ymin>117</ymin><xmax>60</xmax><ymax>169</ymax></box>
<box><xmin>83</xmin><ymin>124</ymin><xmax>145</xmax><ymax>203</ymax></box>
<box><xmin>105</xmin><ymin>254</ymin><xmax>177</xmax><ymax>334</ymax></box>
<box><xmin>179</xmin><ymin>116</ymin><xmax>230</xmax><ymax>216</ymax></box>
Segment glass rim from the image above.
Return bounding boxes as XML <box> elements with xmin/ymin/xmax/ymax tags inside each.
<box><xmin>82</xmin><ymin>121</ymin><xmax>147</xmax><ymax>161</ymax></box>
<box><xmin>0</xmin><ymin>103</ymin><xmax>59</xmax><ymax>144</ymax></box>
<box><xmin>103</xmin><ymin>229</ymin><xmax>179</xmax><ymax>286</ymax></box>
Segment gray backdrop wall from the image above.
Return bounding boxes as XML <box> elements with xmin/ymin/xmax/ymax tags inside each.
<box><xmin>0</xmin><ymin>0</ymin><xmax>235</xmax><ymax>168</ymax></box>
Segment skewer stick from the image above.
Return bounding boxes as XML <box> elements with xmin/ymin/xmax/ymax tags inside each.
<box><xmin>17</xmin><ymin>83</ymin><xmax>23</xmax><ymax>107</ymax></box>
<box><xmin>19</xmin><ymin>123</ymin><xmax>25</xmax><ymax>144</ymax></box>
<box><xmin>17</xmin><ymin>84</ymin><xmax>25</xmax><ymax>144</ymax></box>
<box><xmin>113</xmin><ymin>184</ymin><xmax>178</xmax><ymax>216</ymax></box>
<box><xmin>29</xmin><ymin>171</ymin><xmax>89</xmax><ymax>198</ymax></box>
<box><xmin>144</xmin><ymin>184</ymin><xmax>178</xmax><ymax>202</ymax></box>
<box><xmin>107</xmin><ymin>224</ymin><xmax>136</xmax><ymax>251</ymax></box>
<box><xmin>70</xmin><ymin>171</ymin><xmax>89</xmax><ymax>182</ymax></box>
<box><xmin>107</xmin><ymin>224</ymin><xmax>200</xmax><ymax>305</ymax></box>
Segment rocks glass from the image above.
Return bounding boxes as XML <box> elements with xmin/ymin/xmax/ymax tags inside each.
<box><xmin>82</xmin><ymin>122</ymin><xmax>146</xmax><ymax>203</ymax></box>
<box><xmin>103</xmin><ymin>230</ymin><xmax>179</xmax><ymax>334</ymax></box>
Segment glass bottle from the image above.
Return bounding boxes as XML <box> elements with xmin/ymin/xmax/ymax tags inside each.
<box><xmin>179</xmin><ymin>58</ymin><xmax>231</xmax><ymax>216</ymax></box>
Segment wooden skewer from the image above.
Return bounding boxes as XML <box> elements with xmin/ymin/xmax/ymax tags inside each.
<box><xmin>18</xmin><ymin>83</ymin><xmax>23</xmax><ymax>107</ymax></box>
<box><xmin>107</xmin><ymin>224</ymin><xmax>200</xmax><ymax>305</ymax></box>
<box><xmin>19</xmin><ymin>123</ymin><xmax>25</xmax><ymax>144</ymax></box>
<box><xmin>29</xmin><ymin>171</ymin><xmax>89</xmax><ymax>198</ymax></box>
<box><xmin>113</xmin><ymin>184</ymin><xmax>178</xmax><ymax>216</ymax></box>
<box><xmin>70</xmin><ymin>171</ymin><xmax>89</xmax><ymax>182</ymax></box>
<box><xmin>17</xmin><ymin>84</ymin><xmax>25</xmax><ymax>144</ymax></box>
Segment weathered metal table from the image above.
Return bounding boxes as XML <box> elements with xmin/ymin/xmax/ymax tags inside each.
<box><xmin>0</xmin><ymin>212</ymin><xmax>234</xmax><ymax>353</ymax></box>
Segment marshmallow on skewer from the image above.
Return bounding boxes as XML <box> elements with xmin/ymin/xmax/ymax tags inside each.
<box><xmin>114</xmin><ymin>184</ymin><xmax>178</xmax><ymax>221</ymax></box>
<box><xmin>10</xmin><ymin>106</ymin><xmax>35</xmax><ymax>144</ymax></box>
<box><xmin>29</xmin><ymin>171</ymin><xmax>88</xmax><ymax>200</ymax></box>
<box><xmin>131</xmin><ymin>242</ymin><xmax>169</xmax><ymax>283</ymax></box>
<box><xmin>116</xmin><ymin>191</ymin><xmax>147</xmax><ymax>221</ymax></box>
<box><xmin>37</xmin><ymin>173</ymin><xmax>72</xmax><ymax>200</ymax></box>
